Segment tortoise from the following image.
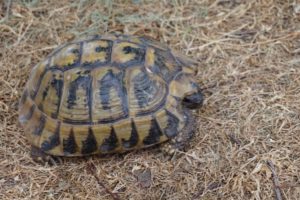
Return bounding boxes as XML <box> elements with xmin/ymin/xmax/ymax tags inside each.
<box><xmin>18</xmin><ymin>34</ymin><xmax>203</xmax><ymax>163</ymax></box>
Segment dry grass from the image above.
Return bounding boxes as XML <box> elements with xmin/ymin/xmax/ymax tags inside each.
<box><xmin>1</xmin><ymin>0</ymin><xmax>300</xmax><ymax>199</ymax></box>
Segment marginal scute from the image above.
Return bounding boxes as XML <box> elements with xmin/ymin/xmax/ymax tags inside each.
<box><xmin>143</xmin><ymin>117</ymin><xmax>163</xmax><ymax>145</ymax></box>
<box><xmin>100</xmin><ymin>127</ymin><xmax>119</xmax><ymax>152</ymax></box>
<box><xmin>139</xmin><ymin>36</ymin><xmax>168</xmax><ymax>50</ymax></box>
<box><xmin>40</xmin><ymin>121</ymin><xmax>61</xmax><ymax>152</ymax></box>
<box><xmin>33</xmin><ymin>115</ymin><xmax>46</xmax><ymax>136</ymax></box>
<box><xmin>63</xmin><ymin>129</ymin><xmax>77</xmax><ymax>154</ymax></box>
<box><xmin>153</xmin><ymin>48</ymin><xmax>182</xmax><ymax>81</ymax></box>
<box><xmin>171</xmin><ymin>49</ymin><xmax>198</xmax><ymax>74</ymax></box>
<box><xmin>19</xmin><ymin>92</ymin><xmax>31</xmax><ymax>127</ymax></box>
<box><xmin>164</xmin><ymin>109</ymin><xmax>180</xmax><ymax>138</ymax></box>
<box><xmin>122</xmin><ymin>119</ymin><xmax>139</xmax><ymax>149</ymax></box>
<box><xmin>27</xmin><ymin>60</ymin><xmax>48</xmax><ymax>99</ymax></box>
<box><xmin>81</xmin><ymin>128</ymin><xmax>98</xmax><ymax>154</ymax></box>
<box><xmin>21</xmin><ymin>104</ymin><xmax>36</xmax><ymax>124</ymax></box>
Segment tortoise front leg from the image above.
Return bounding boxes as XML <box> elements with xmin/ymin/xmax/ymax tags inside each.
<box><xmin>162</xmin><ymin>110</ymin><xmax>195</xmax><ymax>155</ymax></box>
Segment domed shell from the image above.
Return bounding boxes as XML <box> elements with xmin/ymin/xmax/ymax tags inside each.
<box><xmin>19</xmin><ymin>34</ymin><xmax>199</xmax><ymax>156</ymax></box>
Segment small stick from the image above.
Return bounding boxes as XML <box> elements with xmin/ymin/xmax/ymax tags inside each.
<box><xmin>266</xmin><ymin>160</ymin><xmax>283</xmax><ymax>200</ymax></box>
<box><xmin>86</xmin><ymin>162</ymin><xmax>121</xmax><ymax>200</ymax></box>
<box><xmin>0</xmin><ymin>0</ymin><xmax>12</xmax><ymax>23</ymax></box>
<box><xmin>192</xmin><ymin>181</ymin><xmax>223</xmax><ymax>199</ymax></box>
<box><xmin>228</xmin><ymin>133</ymin><xmax>241</xmax><ymax>147</ymax></box>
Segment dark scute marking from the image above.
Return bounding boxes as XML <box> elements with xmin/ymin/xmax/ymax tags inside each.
<box><xmin>172</xmin><ymin>95</ymin><xmax>182</xmax><ymax>103</ymax></box>
<box><xmin>123</xmin><ymin>46</ymin><xmax>134</xmax><ymax>54</ymax></box>
<box><xmin>99</xmin><ymin>70</ymin><xmax>115</xmax><ymax>110</ymax></box>
<box><xmin>42</xmin><ymin>85</ymin><xmax>50</xmax><ymax>101</ymax></box>
<box><xmin>135</xmin><ymin>102</ymin><xmax>166</xmax><ymax>117</ymax></box>
<box><xmin>104</xmin><ymin>41</ymin><xmax>113</xmax><ymax>64</ymax></box>
<box><xmin>63</xmin><ymin>129</ymin><xmax>77</xmax><ymax>154</ymax></box>
<box><xmin>41</xmin><ymin>122</ymin><xmax>60</xmax><ymax>151</ymax></box>
<box><xmin>20</xmin><ymin>90</ymin><xmax>28</xmax><ymax>106</ymax></box>
<box><xmin>99</xmin><ymin>69</ymin><xmax>128</xmax><ymax>114</ymax></box>
<box><xmin>33</xmin><ymin>115</ymin><xmax>46</xmax><ymax>136</ymax></box>
<box><xmin>47</xmin><ymin>42</ymin><xmax>82</xmax><ymax>71</ymax></box>
<box><xmin>51</xmin><ymin>76</ymin><xmax>64</xmax><ymax>97</ymax></box>
<box><xmin>164</xmin><ymin>109</ymin><xmax>180</xmax><ymax>138</ymax></box>
<box><xmin>72</xmin><ymin>49</ymin><xmax>80</xmax><ymax>54</ymax></box>
<box><xmin>38</xmin><ymin>103</ymin><xmax>44</xmax><ymax>112</ymax></box>
<box><xmin>97</xmin><ymin>115</ymin><xmax>128</xmax><ymax>124</ymax></box>
<box><xmin>62</xmin><ymin>118</ymin><xmax>93</xmax><ymax>125</ymax></box>
<box><xmin>154</xmin><ymin>50</ymin><xmax>171</xmax><ymax>80</ymax></box>
<box><xmin>83</xmin><ymin>40</ymin><xmax>113</xmax><ymax>67</ymax></box>
<box><xmin>66</xmin><ymin>73</ymin><xmax>93</xmax><ymax>119</ymax></box>
<box><xmin>100</xmin><ymin>127</ymin><xmax>118</xmax><ymax>152</ymax></box>
<box><xmin>122</xmin><ymin>119</ymin><xmax>139</xmax><ymax>148</ymax></box>
<box><xmin>154</xmin><ymin>49</ymin><xmax>181</xmax><ymax>82</ymax></box>
<box><xmin>123</xmin><ymin>46</ymin><xmax>145</xmax><ymax>62</ymax></box>
<box><xmin>112</xmin><ymin>46</ymin><xmax>146</xmax><ymax>68</ymax></box>
<box><xmin>143</xmin><ymin>117</ymin><xmax>163</xmax><ymax>145</ymax></box>
<box><xmin>30</xmin><ymin>69</ymin><xmax>48</xmax><ymax>99</ymax></box>
<box><xmin>24</xmin><ymin>104</ymin><xmax>36</xmax><ymax>121</ymax></box>
<box><xmin>95</xmin><ymin>46</ymin><xmax>108</xmax><ymax>52</ymax></box>
<box><xmin>50</xmin><ymin>77</ymin><xmax>64</xmax><ymax>118</ymax></box>
<box><xmin>81</xmin><ymin>127</ymin><xmax>98</xmax><ymax>154</ymax></box>
<box><xmin>133</xmin><ymin>71</ymin><xmax>157</xmax><ymax>108</ymax></box>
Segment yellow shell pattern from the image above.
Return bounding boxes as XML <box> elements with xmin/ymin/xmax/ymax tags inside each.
<box><xmin>19</xmin><ymin>34</ymin><xmax>199</xmax><ymax>156</ymax></box>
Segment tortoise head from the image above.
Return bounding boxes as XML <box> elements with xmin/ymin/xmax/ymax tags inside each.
<box><xmin>182</xmin><ymin>82</ymin><xmax>203</xmax><ymax>109</ymax></box>
<box><xmin>170</xmin><ymin>73</ymin><xmax>204</xmax><ymax>109</ymax></box>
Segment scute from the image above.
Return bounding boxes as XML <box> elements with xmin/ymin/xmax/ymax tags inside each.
<box><xmin>50</xmin><ymin>43</ymin><xmax>81</xmax><ymax>70</ymax></box>
<box><xmin>58</xmin><ymin>68</ymin><xmax>93</xmax><ymax>124</ymax></box>
<box><xmin>129</xmin><ymin>67</ymin><xmax>168</xmax><ymax>116</ymax></box>
<box><xmin>81</xmin><ymin>39</ymin><xmax>113</xmax><ymax>67</ymax></box>
<box><xmin>92</xmin><ymin>67</ymin><xmax>128</xmax><ymax>123</ymax></box>
<box><xmin>34</xmin><ymin>70</ymin><xmax>64</xmax><ymax>119</ymax></box>
<box><xmin>19</xmin><ymin>34</ymin><xmax>199</xmax><ymax>157</ymax></box>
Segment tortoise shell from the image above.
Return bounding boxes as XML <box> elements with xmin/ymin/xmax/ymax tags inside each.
<box><xmin>19</xmin><ymin>34</ymin><xmax>203</xmax><ymax>157</ymax></box>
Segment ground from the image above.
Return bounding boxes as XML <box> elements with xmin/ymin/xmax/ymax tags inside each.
<box><xmin>1</xmin><ymin>0</ymin><xmax>300</xmax><ymax>199</ymax></box>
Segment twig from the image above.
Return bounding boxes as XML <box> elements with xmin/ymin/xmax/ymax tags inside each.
<box><xmin>228</xmin><ymin>133</ymin><xmax>242</xmax><ymax>147</ymax></box>
<box><xmin>192</xmin><ymin>181</ymin><xmax>223</xmax><ymax>199</ymax></box>
<box><xmin>86</xmin><ymin>162</ymin><xmax>121</xmax><ymax>200</ymax></box>
<box><xmin>266</xmin><ymin>160</ymin><xmax>283</xmax><ymax>200</ymax></box>
<box><xmin>0</xmin><ymin>0</ymin><xmax>12</xmax><ymax>24</ymax></box>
